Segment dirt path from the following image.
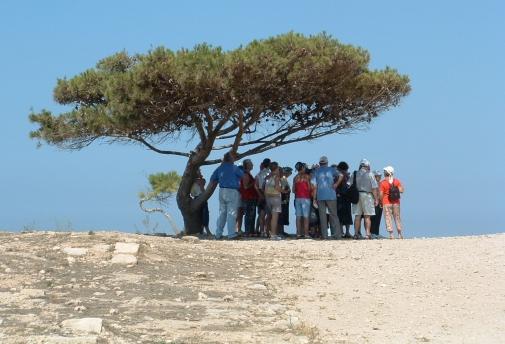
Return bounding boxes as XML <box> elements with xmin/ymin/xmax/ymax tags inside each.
<box><xmin>0</xmin><ymin>232</ymin><xmax>504</xmax><ymax>343</ymax></box>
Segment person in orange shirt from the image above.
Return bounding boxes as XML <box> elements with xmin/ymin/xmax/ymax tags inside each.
<box><xmin>379</xmin><ymin>166</ymin><xmax>405</xmax><ymax>239</ymax></box>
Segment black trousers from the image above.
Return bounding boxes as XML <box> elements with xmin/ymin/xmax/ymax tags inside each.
<box><xmin>370</xmin><ymin>205</ymin><xmax>382</xmax><ymax>235</ymax></box>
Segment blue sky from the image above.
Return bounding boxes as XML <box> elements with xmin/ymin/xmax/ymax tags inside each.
<box><xmin>1</xmin><ymin>0</ymin><xmax>503</xmax><ymax>237</ymax></box>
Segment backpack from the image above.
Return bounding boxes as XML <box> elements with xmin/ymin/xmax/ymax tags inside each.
<box><xmin>388</xmin><ymin>179</ymin><xmax>401</xmax><ymax>202</ymax></box>
<box><xmin>343</xmin><ymin>171</ymin><xmax>359</xmax><ymax>204</ymax></box>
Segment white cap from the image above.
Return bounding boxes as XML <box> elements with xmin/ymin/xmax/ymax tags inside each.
<box><xmin>319</xmin><ymin>156</ymin><xmax>328</xmax><ymax>164</ymax></box>
<box><xmin>383</xmin><ymin>166</ymin><xmax>395</xmax><ymax>175</ymax></box>
<box><xmin>360</xmin><ymin>158</ymin><xmax>370</xmax><ymax>167</ymax></box>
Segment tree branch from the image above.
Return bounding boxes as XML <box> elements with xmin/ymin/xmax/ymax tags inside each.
<box><xmin>132</xmin><ymin>137</ymin><xmax>191</xmax><ymax>157</ymax></box>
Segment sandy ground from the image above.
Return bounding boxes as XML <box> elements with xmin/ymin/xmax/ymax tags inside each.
<box><xmin>0</xmin><ymin>231</ymin><xmax>504</xmax><ymax>343</ymax></box>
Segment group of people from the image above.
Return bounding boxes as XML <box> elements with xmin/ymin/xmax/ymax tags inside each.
<box><xmin>192</xmin><ymin>152</ymin><xmax>404</xmax><ymax>240</ymax></box>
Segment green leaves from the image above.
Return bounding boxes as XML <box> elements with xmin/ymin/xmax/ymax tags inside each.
<box><xmin>140</xmin><ymin>171</ymin><xmax>182</xmax><ymax>204</ymax></box>
<box><xmin>29</xmin><ymin>32</ymin><xmax>410</xmax><ymax>160</ymax></box>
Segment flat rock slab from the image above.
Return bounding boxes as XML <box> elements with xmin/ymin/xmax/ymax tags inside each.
<box><xmin>62</xmin><ymin>247</ymin><xmax>88</xmax><ymax>256</ymax></box>
<box><xmin>27</xmin><ymin>335</ymin><xmax>98</xmax><ymax>344</ymax></box>
<box><xmin>61</xmin><ymin>318</ymin><xmax>102</xmax><ymax>334</ymax></box>
<box><xmin>110</xmin><ymin>254</ymin><xmax>137</xmax><ymax>265</ymax></box>
<box><xmin>90</xmin><ymin>244</ymin><xmax>110</xmax><ymax>253</ymax></box>
<box><xmin>20</xmin><ymin>288</ymin><xmax>46</xmax><ymax>298</ymax></box>
<box><xmin>114</xmin><ymin>242</ymin><xmax>139</xmax><ymax>255</ymax></box>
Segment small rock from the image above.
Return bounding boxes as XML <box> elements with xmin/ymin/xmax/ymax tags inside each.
<box><xmin>352</xmin><ymin>255</ymin><xmax>361</xmax><ymax>260</ymax></box>
<box><xmin>0</xmin><ymin>317</ymin><xmax>3</xmax><ymax>325</ymax></box>
<box><xmin>115</xmin><ymin>291</ymin><xmax>125</xmax><ymax>296</ymax></box>
<box><xmin>247</xmin><ymin>283</ymin><xmax>267</xmax><ymax>290</ymax></box>
<box><xmin>39</xmin><ymin>270</ymin><xmax>46</xmax><ymax>274</ymax></box>
<box><xmin>181</xmin><ymin>236</ymin><xmax>200</xmax><ymax>242</ymax></box>
<box><xmin>194</xmin><ymin>272</ymin><xmax>207</xmax><ymax>278</ymax></box>
<box><xmin>198</xmin><ymin>292</ymin><xmax>208</xmax><ymax>300</ymax></box>
<box><xmin>222</xmin><ymin>295</ymin><xmax>234</xmax><ymax>302</ymax></box>
<box><xmin>65</xmin><ymin>299</ymin><xmax>82</xmax><ymax>306</ymax></box>
<box><xmin>20</xmin><ymin>289</ymin><xmax>45</xmax><ymax>299</ymax></box>
<box><xmin>63</xmin><ymin>247</ymin><xmax>88</xmax><ymax>256</ymax></box>
<box><xmin>61</xmin><ymin>318</ymin><xmax>102</xmax><ymax>334</ymax></box>
<box><xmin>380</xmin><ymin>283</ymin><xmax>387</xmax><ymax>288</ymax></box>
<box><xmin>67</xmin><ymin>257</ymin><xmax>76</xmax><ymax>264</ymax></box>
<box><xmin>74</xmin><ymin>305</ymin><xmax>87</xmax><ymax>312</ymax></box>
<box><xmin>4</xmin><ymin>268</ymin><xmax>12</xmax><ymax>273</ymax></box>
<box><xmin>109</xmin><ymin>308</ymin><xmax>118</xmax><ymax>315</ymax></box>
<box><xmin>114</xmin><ymin>242</ymin><xmax>140</xmax><ymax>255</ymax></box>
<box><xmin>93</xmin><ymin>292</ymin><xmax>105</xmax><ymax>296</ymax></box>
<box><xmin>110</xmin><ymin>254</ymin><xmax>137</xmax><ymax>265</ymax></box>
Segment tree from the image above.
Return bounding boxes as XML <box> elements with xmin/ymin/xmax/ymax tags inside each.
<box><xmin>29</xmin><ymin>32</ymin><xmax>410</xmax><ymax>234</ymax></box>
<box><xmin>138</xmin><ymin>171</ymin><xmax>182</xmax><ymax>235</ymax></box>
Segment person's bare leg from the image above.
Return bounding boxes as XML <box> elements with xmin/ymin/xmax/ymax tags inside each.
<box><xmin>296</xmin><ymin>216</ymin><xmax>302</xmax><ymax>236</ymax></box>
<box><xmin>259</xmin><ymin>209</ymin><xmax>266</xmax><ymax>236</ymax></box>
<box><xmin>354</xmin><ymin>215</ymin><xmax>362</xmax><ymax>237</ymax></box>
<box><xmin>265</xmin><ymin>210</ymin><xmax>272</xmax><ymax>238</ymax></box>
<box><xmin>236</xmin><ymin>208</ymin><xmax>244</xmax><ymax>233</ymax></box>
<box><xmin>271</xmin><ymin>213</ymin><xmax>279</xmax><ymax>237</ymax></box>
<box><xmin>303</xmin><ymin>217</ymin><xmax>310</xmax><ymax>236</ymax></box>
<box><xmin>364</xmin><ymin>215</ymin><xmax>372</xmax><ymax>238</ymax></box>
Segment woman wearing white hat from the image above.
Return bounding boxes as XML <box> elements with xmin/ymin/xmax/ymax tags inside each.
<box><xmin>379</xmin><ymin>166</ymin><xmax>404</xmax><ymax>239</ymax></box>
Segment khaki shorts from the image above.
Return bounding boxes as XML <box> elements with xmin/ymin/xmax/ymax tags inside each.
<box><xmin>352</xmin><ymin>192</ymin><xmax>376</xmax><ymax>216</ymax></box>
<box><xmin>265</xmin><ymin>195</ymin><xmax>282</xmax><ymax>214</ymax></box>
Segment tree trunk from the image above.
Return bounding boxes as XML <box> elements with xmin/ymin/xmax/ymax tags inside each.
<box><xmin>180</xmin><ymin>206</ymin><xmax>204</xmax><ymax>235</ymax></box>
<box><xmin>176</xmin><ymin>143</ymin><xmax>215</xmax><ymax>235</ymax></box>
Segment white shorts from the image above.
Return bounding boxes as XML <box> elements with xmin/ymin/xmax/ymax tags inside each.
<box><xmin>265</xmin><ymin>195</ymin><xmax>282</xmax><ymax>213</ymax></box>
<box><xmin>352</xmin><ymin>192</ymin><xmax>376</xmax><ymax>216</ymax></box>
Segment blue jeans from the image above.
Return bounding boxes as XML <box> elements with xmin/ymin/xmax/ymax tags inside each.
<box><xmin>294</xmin><ymin>198</ymin><xmax>311</xmax><ymax>218</ymax></box>
<box><xmin>216</xmin><ymin>188</ymin><xmax>240</xmax><ymax>239</ymax></box>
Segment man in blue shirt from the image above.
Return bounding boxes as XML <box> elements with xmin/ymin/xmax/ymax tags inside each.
<box><xmin>311</xmin><ymin>156</ymin><xmax>343</xmax><ymax>239</ymax></box>
<box><xmin>210</xmin><ymin>152</ymin><xmax>244</xmax><ymax>239</ymax></box>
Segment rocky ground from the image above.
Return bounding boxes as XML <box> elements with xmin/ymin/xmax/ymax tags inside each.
<box><xmin>0</xmin><ymin>231</ymin><xmax>504</xmax><ymax>343</ymax></box>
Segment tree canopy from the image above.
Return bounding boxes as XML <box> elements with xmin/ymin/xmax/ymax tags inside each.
<box><xmin>30</xmin><ymin>32</ymin><xmax>410</xmax><ymax>164</ymax></box>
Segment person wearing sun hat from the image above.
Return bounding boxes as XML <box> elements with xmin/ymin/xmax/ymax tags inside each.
<box><xmin>379</xmin><ymin>165</ymin><xmax>404</xmax><ymax>239</ymax></box>
<box><xmin>349</xmin><ymin>158</ymin><xmax>379</xmax><ymax>239</ymax></box>
<box><xmin>311</xmin><ymin>155</ymin><xmax>343</xmax><ymax>239</ymax></box>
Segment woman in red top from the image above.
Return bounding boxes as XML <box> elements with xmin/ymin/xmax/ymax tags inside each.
<box><xmin>379</xmin><ymin>166</ymin><xmax>405</xmax><ymax>239</ymax></box>
<box><xmin>240</xmin><ymin>159</ymin><xmax>258</xmax><ymax>236</ymax></box>
<box><xmin>293</xmin><ymin>162</ymin><xmax>312</xmax><ymax>239</ymax></box>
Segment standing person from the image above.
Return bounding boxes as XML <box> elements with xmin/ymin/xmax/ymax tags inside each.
<box><xmin>263</xmin><ymin>162</ymin><xmax>283</xmax><ymax>240</ymax></box>
<box><xmin>190</xmin><ymin>169</ymin><xmax>212</xmax><ymax>236</ymax></box>
<box><xmin>350</xmin><ymin>159</ymin><xmax>379</xmax><ymax>239</ymax></box>
<box><xmin>239</xmin><ymin>159</ymin><xmax>258</xmax><ymax>237</ymax></box>
<box><xmin>293</xmin><ymin>162</ymin><xmax>311</xmax><ymax>239</ymax></box>
<box><xmin>380</xmin><ymin>166</ymin><xmax>404</xmax><ymax>239</ymax></box>
<box><xmin>311</xmin><ymin>156</ymin><xmax>343</xmax><ymax>239</ymax></box>
<box><xmin>255</xmin><ymin>158</ymin><xmax>271</xmax><ymax>237</ymax></box>
<box><xmin>235</xmin><ymin>165</ymin><xmax>245</xmax><ymax>235</ymax></box>
<box><xmin>210</xmin><ymin>152</ymin><xmax>244</xmax><ymax>240</ymax></box>
<box><xmin>336</xmin><ymin>161</ymin><xmax>353</xmax><ymax>238</ymax></box>
<box><xmin>278</xmin><ymin>167</ymin><xmax>292</xmax><ymax>236</ymax></box>
<box><xmin>370</xmin><ymin>170</ymin><xmax>383</xmax><ymax>238</ymax></box>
